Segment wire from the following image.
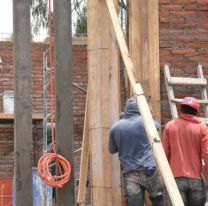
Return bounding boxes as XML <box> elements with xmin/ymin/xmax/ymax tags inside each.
<box><xmin>38</xmin><ymin>153</ymin><xmax>71</xmax><ymax>188</ymax></box>
<box><xmin>38</xmin><ymin>0</ymin><xmax>71</xmax><ymax>188</ymax></box>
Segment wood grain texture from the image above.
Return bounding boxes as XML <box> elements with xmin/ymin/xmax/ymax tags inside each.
<box><xmin>106</xmin><ymin>1</ymin><xmax>184</xmax><ymax>205</ymax></box>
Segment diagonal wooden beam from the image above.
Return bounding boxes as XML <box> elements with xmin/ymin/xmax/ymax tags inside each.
<box><xmin>77</xmin><ymin>93</ymin><xmax>89</xmax><ymax>206</ymax></box>
<box><xmin>87</xmin><ymin>0</ymin><xmax>123</xmax><ymax>205</ymax></box>
<box><xmin>105</xmin><ymin>0</ymin><xmax>184</xmax><ymax>205</ymax></box>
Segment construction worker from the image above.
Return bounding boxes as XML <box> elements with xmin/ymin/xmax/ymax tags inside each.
<box><xmin>108</xmin><ymin>97</ymin><xmax>164</xmax><ymax>206</ymax></box>
<box><xmin>162</xmin><ymin>97</ymin><xmax>208</xmax><ymax>206</ymax></box>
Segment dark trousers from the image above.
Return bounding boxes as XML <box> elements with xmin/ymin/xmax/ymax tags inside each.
<box><xmin>176</xmin><ymin>177</ymin><xmax>206</xmax><ymax>206</ymax></box>
<box><xmin>123</xmin><ymin>169</ymin><xmax>164</xmax><ymax>206</ymax></box>
<box><xmin>164</xmin><ymin>177</ymin><xmax>206</xmax><ymax>206</ymax></box>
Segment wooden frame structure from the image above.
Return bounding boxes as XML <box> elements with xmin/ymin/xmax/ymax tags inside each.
<box><xmin>78</xmin><ymin>0</ymin><xmax>184</xmax><ymax>205</ymax></box>
<box><xmin>128</xmin><ymin>1</ymin><xmax>160</xmax><ymax>204</ymax></box>
<box><xmin>128</xmin><ymin>0</ymin><xmax>161</xmax><ymax>122</ymax></box>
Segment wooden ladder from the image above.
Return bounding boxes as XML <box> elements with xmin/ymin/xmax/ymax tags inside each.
<box><xmin>164</xmin><ymin>64</ymin><xmax>208</xmax><ymax>124</ymax></box>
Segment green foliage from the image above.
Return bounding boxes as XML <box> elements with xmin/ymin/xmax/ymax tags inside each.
<box><xmin>30</xmin><ymin>0</ymin><xmax>126</xmax><ymax>37</ymax></box>
<box><xmin>74</xmin><ymin>4</ymin><xmax>87</xmax><ymax>37</ymax></box>
<box><xmin>30</xmin><ymin>0</ymin><xmax>49</xmax><ymax>35</ymax></box>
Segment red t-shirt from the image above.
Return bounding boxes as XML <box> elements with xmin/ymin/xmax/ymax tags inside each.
<box><xmin>162</xmin><ymin>114</ymin><xmax>208</xmax><ymax>179</ymax></box>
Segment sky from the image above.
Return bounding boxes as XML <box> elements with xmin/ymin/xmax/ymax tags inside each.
<box><xmin>0</xmin><ymin>0</ymin><xmax>13</xmax><ymax>35</ymax></box>
<box><xmin>0</xmin><ymin>0</ymin><xmax>48</xmax><ymax>41</ymax></box>
<box><xmin>0</xmin><ymin>0</ymin><xmax>78</xmax><ymax>41</ymax></box>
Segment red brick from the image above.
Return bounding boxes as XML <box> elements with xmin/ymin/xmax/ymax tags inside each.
<box><xmin>171</xmin><ymin>49</ymin><xmax>196</xmax><ymax>55</ymax></box>
<box><xmin>171</xmin><ymin>0</ymin><xmax>196</xmax><ymax>3</ymax></box>
<box><xmin>197</xmin><ymin>49</ymin><xmax>208</xmax><ymax>55</ymax></box>
<box><xmin>160</xmin><ymin>35</ymin><xmax>169</xmax><ymax>41</ymax></box>
<box><xmin>171</xmin><ymin>23</ymin><xmax>197</xmax><ymax>29</ymax></box>
<box><xmin>160</xmin><ymin>5</ymin><xmax>183</xmax><ymax>10</ymax></box>
<box><xmin>160</xmin><ymin>23</ymin><xmax>170</xmax><ymax>29</ymax></box>
<box><xmin>172</xmin><ymin>62</ymin><xmax>197</xmax><ymax>68</ymax></box>
<box><xmin>160</xmin><ymin>50</ymin><xmax>171</xmax><ymax>55</ymax></box>
<box><xmin>185</xmin><ymin>43</ymin><xmax>208</xmax><ymax>48</ymax></box>
<box><xmin>198</xmin><ymin>17</ymin><xmax>208</xmax><ymax>23</ymax></box>
<box><xmin>185</xmin><ymin>29</ymin><xmax>208</xmax><ymax>35</ymax></box>
<box><xmin>169</xmin><ymin>30</ymin><xmax>184</xmax><ymax>35</ymax></box>
<box><xmin>185</xmin><ymin>55</ymin><xmax>208</xmax><ymax>61</ymax></box>
<box><xmin>170</xmin><ymin>36</ymin><xmax>196</xmax><ymax>42</ymax></box>
<box><xmin>170</xmin><ymin>11</ymin><xmax>196</xmax><ymax>17</ymax></box>
<box><xmin>160</xmin><ymin>0</ymin><xmax>171</xmax><ymax>3</ymax></box>
<box><xmin>198</xmin><ymin>11</ymin><xmax>208</xmax><ymax>17</ymax></box>
<box><xmin>198</xmin><ymin>0</ymin><xmax>208</xmax><ymax>4</ymax></box>
<box><xmin>171</xmin><ymin>17</ymin><xmax>185</xmax><ymax>23</ymax></box>
<box><xmin>183</xmin><ymin>5</ymin><xmax>205</xmax><ymax>11</ymax></box>
<box><xmin>199</xmin><ymin>24</ymin><xmax>208</xmax><ymax>29</ymax></box>
<box><xmin>161</xmin><ymin>55</ymin><xmax>185</xmax><ymax>61</ymax></box>
<box><xmin>197</xmin><ymin>5</ymin><xmax>208</xmax><ymax>10</ymax></box>
<box><xmin>197</xmin><ymin>37</ymin><xmax>208</xmax><ymax>42</ymax></box>
<box><xmin>161</xmin><ymin>17</ymin><xmax>186</xmax><ymax>23</ymax></box>
<box><xmin>159</xmin><ymin>11</ymin><xmax>170</xmax><ymax>17</ymax></box>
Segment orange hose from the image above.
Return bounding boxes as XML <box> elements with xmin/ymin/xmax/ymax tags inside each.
<box><xmin>38</xmin><ymin>153</ymin><xmax>71</xmax><ymax>188</ymax></box>
<box><xmin>37</xmin><ymin>0</ymin><xmax>71</xmax><ymax>188</ymax></box>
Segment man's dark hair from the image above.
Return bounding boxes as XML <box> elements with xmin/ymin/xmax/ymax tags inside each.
<box><xmin>181</xmin><ymin>105</ymin><xmax>198</xmax><ymax>116</ymax></box>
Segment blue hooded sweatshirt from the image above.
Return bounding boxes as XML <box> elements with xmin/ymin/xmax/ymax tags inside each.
<box><xmin>108</xmin><ymin>97</ymin><xmax>156</xmax><ymax>173</ymax></box>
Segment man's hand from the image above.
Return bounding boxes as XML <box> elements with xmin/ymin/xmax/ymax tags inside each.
<box><xmin>201</xmin><ymin>164</ymin><xmax>208</xmax><ymax>189</ymax></box>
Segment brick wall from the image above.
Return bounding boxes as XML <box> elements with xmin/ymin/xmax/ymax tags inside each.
<box><xmin>0</xmin><ymin>124</ymin><xmax>13</xmax><ymax>178</ymax></box>
<box><xmin>1</xmin><ymin>0</ymin><xmax>208</xmax><ymax>200</ymax></box>
<box><xmin>159</xmin><ymin>0</ymin><xmax>208</xmax><ymax>125</ymax></box>
<box><xmin>0</xmin><ymin>38</ymin><xmax>88</xmax><ymax>180</ymax></box>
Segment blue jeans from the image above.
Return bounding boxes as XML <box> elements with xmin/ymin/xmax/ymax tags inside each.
<box><xmin>164</xmin><ymin>177</ymin><xmax>206</xmax><ymax>206</ymax></box>
<box><xmin>123</xmin><ymin>168</ymin><xmax>164</xmax><ymax>206</ymax></box>
<box><xmin>176</xmin><ymin>177</ymin><xmax>206</xmax><ymax>206</ymax></box>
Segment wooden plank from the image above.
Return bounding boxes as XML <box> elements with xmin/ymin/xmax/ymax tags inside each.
<box><xmin>148</xmin><ymin>0</ymin><xmax>161</xmax><ymax>122</ymax></box>
<box><xmin>88</xmin><ymin>0</ymin><xmax>114</xmax><ymax>205</ymax></box>
<box><xmin>77</xmin><ymin>94</ymin><xmax>89</xmax><ymax>206</ymax></box>
<box><xmin>128</xmin><ymin>1</ymin><xmax>160</xmax><ymax>205</ymax></box>
<box><xmin>13</xmin><ymin>0</ymin><xmax>33</xmax><ymax>205</ymax></box>
<box><xmin>90</xmin><ymin>128</ymin><xmax>113</xmax><ymax>205</ymax></box>
<box><xmin>0</xmin><ymin>113</ymin><xmax>43</xmax><ymax>120</ymax></box>
<box><xmin>164</xmin><ymin>65</ymin><xmax>178</xmax><ymax>119</ymax></box>
<box><xmin>54</xmin><ymin>0</ymin><xmax>75</xmax><ymax>204</ymax></box>
<box><xmin>78</xmin><ymin>3</ymin><xmax>122</xmax><ymax>204</ymax></box>
<box><xmin>109</xmin><ymin>1</ymin><xmax>123</xmax><ymax>205</ymax></box>
<box><xmin>72</xmin><ymin>37</ymin><xmax>87</xmax><ymax>46</ymax></box>
<box><xmin>105</xmin><ymin>1</ymin><xmax>184</xmax><ymax>205</ymax></box>
<box><xmin>128</xmin><ymin>0</ymin><xmax>142</xmax><ymax>83</ymax></box>
<box><xmin>197</xmin><ymin>64</ymin><xmax>208</xmax><ymax>118</ymax></box>
<box><xmin>167</xmin><ymin>77</ymin><xmax>207</xmax><ymax>86</ymax></box>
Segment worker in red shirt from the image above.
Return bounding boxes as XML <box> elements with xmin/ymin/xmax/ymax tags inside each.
<box><xmin>162</xmin><ymin>97</ymin><xmax>208</xmax><ymax>206</ymax></box>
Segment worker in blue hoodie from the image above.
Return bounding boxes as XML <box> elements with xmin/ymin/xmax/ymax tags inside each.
<box><xmin>108</xmin><ymin>97</ymin><xmax>163</xmax><ymax>206</ymax></box>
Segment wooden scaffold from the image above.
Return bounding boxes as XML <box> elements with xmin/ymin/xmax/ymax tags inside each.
<box><xmin>78</xmin><ymin>0</ymin><xmax>184</xmax><ymax>206</ymax></box>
